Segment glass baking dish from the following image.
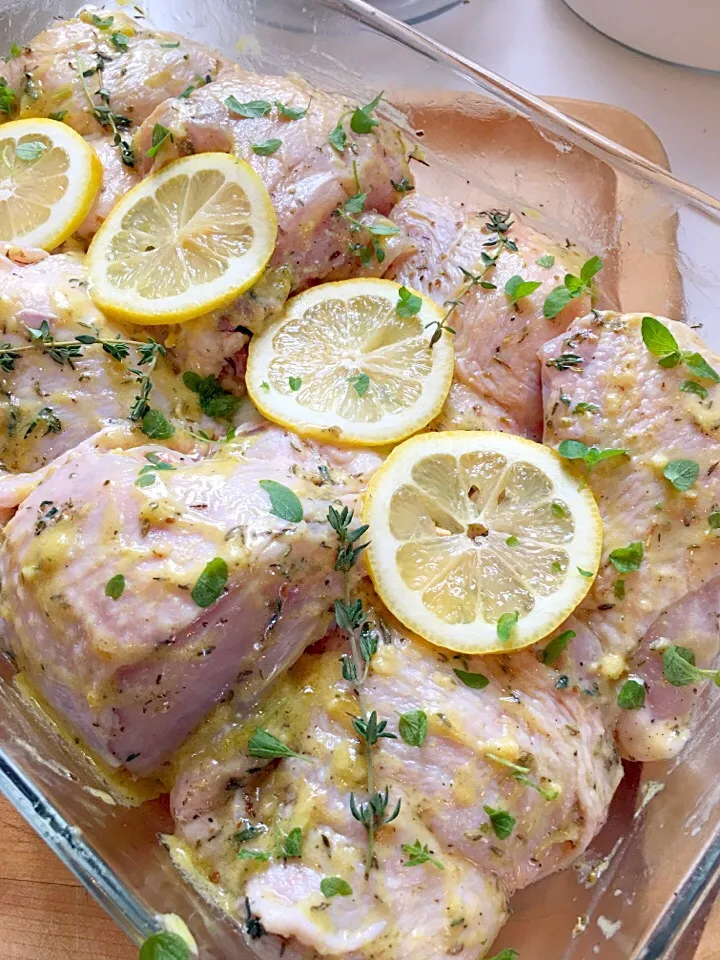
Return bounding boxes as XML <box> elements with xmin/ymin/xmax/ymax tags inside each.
<box><xmin>1</xmin><ymin>0</ymin><xmax>719</xmax><ymax>957</ymax></box>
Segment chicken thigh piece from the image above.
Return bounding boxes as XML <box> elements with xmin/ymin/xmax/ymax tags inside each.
<box><xmin>0</xmin><ymin>424</ymin><xmax>378</xmax><ymax>776</ymax></box>
<box><xmin>2</xmin><ymin>10</ymin><xmax>225</xmax><ymax>139</ymax></box>
<box><xmin>541</xmin><ymin>311</ymin><xmax>720</xmax><ymax>760</ymax></box>
<box><xmin>170</xmin><ymin>615</ymin><xmax>621</xmax><ymax>960</ymax></box>
<box><xmin>387</xmin><ymin>196</ymin><xmax>596</xmax><ymax>440</ymax></box>
<box><xmin>134</xmin><ymin>70</ymin><xmax>413</xmax><ymax>293</ymax></box>
<box><xmin>0</xmin><ymin>250</ymin><xmax>218</xmax><ymax>473</ymax></box>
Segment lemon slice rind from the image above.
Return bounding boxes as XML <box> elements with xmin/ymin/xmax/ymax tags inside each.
<box><xmin>246</xmin><ymin>278</ymin><xmax>454</xmax><ymax>446</ymax></box>
<box><xmin>86</xmin><ymin>152</ymin><xmax>277</xmax><ymax>324</ymax></box>
<box><xmin>0</xmin><ymin>118</ymin><xmax>102</xmax><ymax>250</ymax></box>
<box><xmin>363</xmin><ymin>430</ymin><xmax>602</xmax><ymax>654</ymax></box>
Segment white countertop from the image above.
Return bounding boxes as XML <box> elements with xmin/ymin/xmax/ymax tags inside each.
<box><xmin>421</xmin><ymin>0</ymin><xmax>720</xmax><ymax>200</ymax></box>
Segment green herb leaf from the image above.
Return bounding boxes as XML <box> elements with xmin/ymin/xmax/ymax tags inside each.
<box><xmin>396</xmin><ymin>285</ymin><xmax>422</xmax><ymax>318</ymax></box>
<box><xmin>484</xmin><ymin>805</ymin><xmax>516</xmax><ymax>840</ymax></box>
<box><xmin>342</xmin><ymin>191</ymin><xmax>367</xmax><ymax>214</ymax></box>
<box><xmin>682</xmin><ymin>352</ymin><xmax>720</xmax><ymax>383</ymax></box>
<box><xmin>366</xmin><ymin>221</ymin><xmax>400</xmax><ymax>237</ymax></box>
<box><xmin>348</xmin><ymin>373</ymin><xmax>370</xmax><ymax>396</ymax></box>
<box><xmin>275</xmin><ymin>99</ymin><xmax>308</xmax><ymax>120</ymax></box>
<box><xmin>225</xmin><ymin>96</ymin><xmax>272</xmax><ymax>117</ymax></box>
<box><xmin>160</xmin><ymin>40</ymin><xmax>180</xmax><ymax>48</ymax></box>
<box><xmin>350</xmin><ymin>92</ymin><xmax>382</xmax><ymax>134</ymax></box>
<box><xmin>662</xmin><ymin>645</ymin><xmax>720</xmax><ymax>687</ymax></box>
<box><xmin>139</xmin><ymin>932</ymin><xmax>189</xmax><ymax>960</ymax></box>
<box><xmin>617</xmin><ymin>678</ymin><xmax>646</xmax><ymax>710</ymax></box>
<box><xmin>182</xmin><ymin>371</ymin><xmax>240</xmax><ymax>419</ymax></box>
<box><xmin>259</xmin><ymin>479</ymin><xmax>303</xmax><ymax>523</ymax></box>
<box><xmin>146</xmin><ymin>122</ymin><xmax>171</xmax><ymax>158</ymax></box>
<box><xmin>709</xmin><ymin>511</ymin><xmax>720</xmax><ymax>530</ymax></box>
<box><xmin>453</xmin><ymin>668</ymin><xmax>489</xmax><ymax>689</ymax></box>
<box><xmin>497</xmin><ymin>610</ymin><xmax>519</xmax><ymax>642</ymax></box>
<box><xmin>641</xmin><ymin>315</ymin><xmax>679</xmax><ymax>358</ymax></box>
<box><xmin>329</xmin><ymin>121</ymin><xmax>347</xmax><ymax>151</ymax></box>
<box><xmin>92</xmin><ymin>13</ymin><xmax>114</xmax><ymax>28</ymax></box>
<box><xmin>543</xmin><ymin>285</ymin><xmax>575</xmax><ymax>319</ymax></box>
<box><xmin>15</xmin><ymin>140</ymin><xmax>46</xmax><ymax>161</ymax></box>
<box><xmin>141</xmin><ymin>409</ymin><xmax>175</xmax><ymax>439</ymax></box>
<box><xmin>577</xmin><ymin>567</ymin><xmax>594</xmax><ymax>578</ymax></box>
<box><xmin>320</xmin><ymin>876</ymin><xmax>353</xmax><ymax>897</ymax></box>
<box><xmin>248</xmin><ymin>728</ymin><xmax>308</xmax><ymax>760</ymax></box>
<box><xmin>504</xmin><ymin>275</ymin><xmax>541</xmax><ymax>304</ymax></box>
<box><xmin>608</xmin><ymin>541</ymin><xmax>643</xmax><ymax>573</ymax></box>
<box><xmin>110</xmin><ymin>31</ymin><xmax>129</xmax><ymax>52</ymax></box>
<box><xmin>233</xmin><ymin>824</ymin><xmax>267</xmax><ymax>844</ymax></box>
<box><xmin>104</xmin><ymin>574</ymin><xmax>125</xmax><ymax>600</ymax></box>
<box><xmin>663</xmin><ymin>645</ymin><xmax>697</xmax><ymax>686</ymax></box>
<box><xmin>506</xmin><ymin>535</ymin><xmax>519</xmax><ymax>547</ymax></box>
<box><xmin>614</xmin><ymin>579</ymin><xmax>626</xmax><ymax>599</ymax></box>
<box><xmin>191</xmin><ymin>557</ymin><xmax>229</xmax><ymax>608</ymax></box>
<box><xmin>536</xmin><ymin>254</ymin><xmax>555</xmax><ymax>268</ymax></box>
<box><xmin>398</xmin><ymin>709</ymin><xmax>427</xmax><ymax>747</ymax></box>
<box><xmin>391</xmin><ymin>176</ymin><xmax>414</xmax><ymax>193</ymax></box>
<box><xmin>0</xmin><ymin>79</ymin><xmax>16</xmax><ymax>115</ymax></box>
<box><xmin>283</xmin><ymin>827</ymin><xmax>303</xmax><ymax>858</ymax></box>
<box><xmin>557</xmin><ymin>439</ymin><xmax>628</xmax><ymax>469</ymax></box>
<box><xmin>663</xmin><ymin>458</ymin><xmax>699</xmax><ymax>492</ymax></box>
<box><xmin>237</xmin><ymin>849</ymin><xmax>270</xmax><ymax>861</ymax></box>
<box><xmin>486</xmin><ymin>951</ymin><xmax>519</xmax><ymax>960</ymax></box>
<box><xmin>580</xmin><ymin>255</ymin><xmax>603</xmax><ymax>284</ymax></box>
<box><xmin>252</xmin><ymin>138</ymin><xmax>282</xmax><ymax>156</ymax></box>
<box><xmin>679</xmin><ymin>379</ymin><xmax>708</xmax><ymax>400</ymax></box>
<box><xmin>48</xmin><ymin>109</ymin><xmax>68</xmax><ymax>122</ymax></box>
<box><xmin>542</xmin><ymin>629</ymin><xmax>576</xmax><ymax>665</ymax></box>
<box><xmin>288</xmin><ymin>375</ymin><xmax>302</xmax><ymax>391</ymax></box>
<box><xmin>573</xmin><ymin>401</ymin><xmax>600</xmax><ymax>414</ymax></box>
<box><xmin>401</xmin><ymin>839</ymin><xmax>444</xmax><ymax>869</ymax></box>
<box><xmin>545</xmin><ymin>353</ymin><xmax>584</xmax><ymax>371</ymax></box>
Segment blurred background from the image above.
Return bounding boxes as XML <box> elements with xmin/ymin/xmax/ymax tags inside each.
<box><xmin>381</xmin><ymin>0</ymin><xmax>720</xmax><ymax>198</ymax></box>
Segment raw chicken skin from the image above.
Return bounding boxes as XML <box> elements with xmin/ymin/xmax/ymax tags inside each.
<box><xmin>171</xmin><ymin>614</ymin><xmax>620</xmax><ymax>959</ymax></box>
<box><xmin>388</xmin><ymin>196</ymin><xmax>594</xmax><ymax>439</ymax></box>
<box><xmin>77</xmin><ymin>136</ymin><xmax>141</xmax><ymax>239</ymax></box>
<box><xmin>541</xmin><ymin>311</ymin><xmax>720</xmax><ymax>760</ymax></box>
<box><xmin>0</xmin><ymin>250</ymin><xmax>214</xmax><ymax>473</ymax></box>
<box><xmin>0</xmin><ymin>424</ymin><xmax>378</xmax><ymax>775</ymax></box>
<box><xmin>134</xmin><ymin>69</ymin><xmax>413</xmax><ymax>293</ymax></box>
<box><xmin>2</xmin><ymin>10</ymin><xmax>224</xmax><ymax>138</ymax></box>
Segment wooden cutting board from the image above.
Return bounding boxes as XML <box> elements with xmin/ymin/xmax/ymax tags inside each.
<box><xmin>1</xmin><ymin>98</ymin><xmax>716</xmax><ymax>960</ymax></box>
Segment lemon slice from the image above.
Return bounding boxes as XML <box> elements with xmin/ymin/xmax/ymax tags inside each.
<box><xmin>0</xmin><ymin>118</ymin><xmax>102</xmax><ymax>250</ymax></box>
<box><xmin>87</xmin><ymin>153</ymin><xmax>277</xmax><ymax>324</ymax></box>
<box><xmin>245</xmin><ymin>278</ymin><xmax>454</xmax><ymax>445</ymax></box>
<box><xmin>364</xmin><ymin>431</ymin><xmax>602</xmax><ymax>654</ymax></box>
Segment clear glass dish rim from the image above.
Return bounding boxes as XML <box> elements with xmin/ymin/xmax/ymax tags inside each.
<box><xmin>1</xmin><ymin>1</ymin><xmax>719</xmax><ymax>957</ymax></box>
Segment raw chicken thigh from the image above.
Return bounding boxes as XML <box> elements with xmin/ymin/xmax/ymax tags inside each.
<box><xmin>541</xmin><ymin>311</ymin><xmax>720</xmax><ymax>760</ymax></box>
<box><xmin>135</xmin><ymin>68</ymin><xmax>413</xmax><ymax>292</ymax></box>
<box><xmin>388</xmin><ymin>196</ymin><xmax>595</xmax><ymax>439</ymax></box>
<box><xmin>0</xmin><ymin>249</ymin><xmax>212</xmax><ymax>473</ymax></box>
<box><xmin>171</xmin><ymin>613</ymin><xmax>620</xmax><ymax>959</ymax></box>
<box><xmin>0</xmin><ymin>423</ymin><xmax>377</xmax><ymax>775</ymax></box>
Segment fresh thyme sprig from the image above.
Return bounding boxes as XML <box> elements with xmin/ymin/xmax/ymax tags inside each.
<box><xmin>327</xmin><ymin>505</ymin><xmax>401</xmax><ymax>876</ymax></box>
<box><xmin>426</xmin><ymin>255</ymin><xmax>499</xmax><ymax>349</ymax></box>
<box><xmin>76</xmin><ymin>56</ymin><xmax>135</xmax><ymax>166</ymax></box>
<box><xmin>0</xmin><ymin>325</ymin><xmax>167</xmax><ymax>425</ymax></box>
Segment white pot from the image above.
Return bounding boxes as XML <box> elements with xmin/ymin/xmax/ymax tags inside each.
<box><xmin>564</xmin><ymin>0</ymin><xmax>720</xmax><ymax>71</ymax></box>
